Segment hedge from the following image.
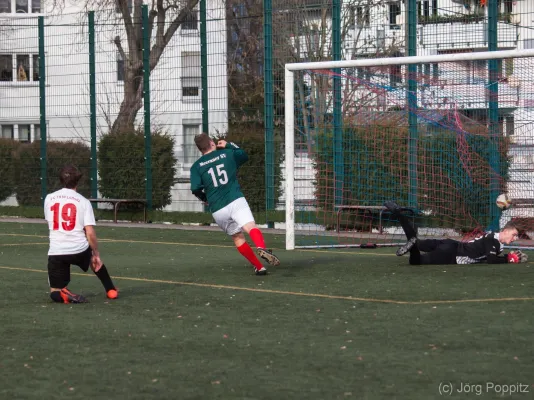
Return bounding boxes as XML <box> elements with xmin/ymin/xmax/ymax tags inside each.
<box><xmin>16</xmin><ymin>141</ymin><xmax>91</xmax><ymax>206</ymax></box>
<box><xmin>0</xmin><ymin>139</ymin><xmax>21</xmax><ymax>202</ymax></box>
<box><xmin>98</xmin><ymin>131</ymin><xmax>177</xmax><ymax>210</ymax></box>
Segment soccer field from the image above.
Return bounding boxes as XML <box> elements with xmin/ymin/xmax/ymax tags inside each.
<box><xmin>1</xmin><ymin>221</ymin><xmax>533</xmax><ymax>400</ymax></box>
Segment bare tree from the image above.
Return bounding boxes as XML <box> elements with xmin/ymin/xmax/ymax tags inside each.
<box><xmin>50</xmin><ymin>0</ymin><xmax>200</xmax><ymax>134</ymax></box>
<box><xmin>268</xmin><ymin>0</ymin><xmax>405</xmax><ymax>151</ymax></box>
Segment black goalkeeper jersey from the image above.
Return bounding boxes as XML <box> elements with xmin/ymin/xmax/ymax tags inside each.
<box><xmin>455</xmin><ymin>232</ymin><xmax>508</xmax><ymax>264</ymax></box>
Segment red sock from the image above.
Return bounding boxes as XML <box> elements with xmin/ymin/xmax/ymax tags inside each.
<box><xmin>249</xmin><ymin>228</ymin><xmax>266</xmax><ymax>249</ymax></box>
<box><xmin>237</xmin><ymin>242</ymin><xmax>263</xmax><ymax>270</ymax></box>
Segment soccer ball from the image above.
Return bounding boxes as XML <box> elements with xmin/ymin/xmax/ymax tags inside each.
<box><xmin>496</xmin><ymin>193</ymin><xmax>512</xmax><ymax>210</ymax></box>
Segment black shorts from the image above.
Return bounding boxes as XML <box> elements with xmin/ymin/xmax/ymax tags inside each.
<box><xmin>47</xmin><ymin>247</ymin><xmax>93</xmax><ymax>289</ymax></box>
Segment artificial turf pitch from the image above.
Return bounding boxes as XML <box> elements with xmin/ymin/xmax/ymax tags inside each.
<box><xmin>0</xmin><ymin>221</ymin><xmax>533</xmax><ymax>399</ymax></box>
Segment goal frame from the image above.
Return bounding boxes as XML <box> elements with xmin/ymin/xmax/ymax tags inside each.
<box><xmin>284</xmin><ymin>48</ymin><xmax>534</xmax><ymax>250</ymax></box>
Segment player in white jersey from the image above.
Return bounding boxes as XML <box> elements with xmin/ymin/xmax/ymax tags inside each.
<box><xmin>44</xmin><ymin>165</ymin><xmax>118</xmax><ymax>303</ymax></box>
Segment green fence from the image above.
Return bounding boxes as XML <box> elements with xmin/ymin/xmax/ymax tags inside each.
<box><xmin>0</xmin><ymin>0</ymin><xmax>533</xmax><ymax>227</ymax></box>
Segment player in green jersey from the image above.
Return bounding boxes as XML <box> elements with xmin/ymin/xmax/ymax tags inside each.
<box><xmin>190</xmin><ymin>133</ymin><xmax>280</xmax><ymax>275</ymax></box>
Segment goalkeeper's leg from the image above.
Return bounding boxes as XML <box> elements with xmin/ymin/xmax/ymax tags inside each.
<box><xmin>384</xmin><ymin>201</ymin><xmax>417</xmax><ymax>240</ymax></box>
<box><xmin>409</xmin><ymin>240</ymin><xmax>458</xmax><ymax>265</ymax></box>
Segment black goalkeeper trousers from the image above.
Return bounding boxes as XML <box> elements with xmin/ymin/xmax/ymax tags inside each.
<box><xmin>395</xmin><ymin>211</ymin><xmax>458</xmax><ymax>265</ymax></box>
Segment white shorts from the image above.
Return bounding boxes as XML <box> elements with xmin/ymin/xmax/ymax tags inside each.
<box><xmin>212</xmin><ymin>197</ymin><xmax>255</xmax><ymax>236</ymax></box>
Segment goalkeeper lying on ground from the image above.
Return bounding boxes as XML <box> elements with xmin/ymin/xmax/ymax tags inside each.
<box><xmin>384</xmin><ymin>200</ymin><xmax>527</xmax><ymax>265</ymax></box>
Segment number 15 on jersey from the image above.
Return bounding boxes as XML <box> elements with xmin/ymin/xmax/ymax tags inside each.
<box><xmin>207</xmin><ymin>164</ymin><xmax>228</xmax><ymax>187</ymax></box>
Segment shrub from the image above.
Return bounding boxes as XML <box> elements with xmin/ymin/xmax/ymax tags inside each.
<box><xmin>98</xmin><ymin>130</ymin><xmax>177</xmax><ymax>210</ymax></box>
<box><xmin>0</xmin><ymin>139</ymin><xmax>21</xmax><ymax>202</ymax></box>
<box><xmin>16</xmin><ymin>141</ymin><xmax>91</xmax><ymax>206</ymax></box>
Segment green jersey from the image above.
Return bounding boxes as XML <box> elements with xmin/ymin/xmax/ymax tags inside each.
<box><xmin>190</xmin><ymin>142</ymin><xmax>249</xmax><ymax>213</ymax></box>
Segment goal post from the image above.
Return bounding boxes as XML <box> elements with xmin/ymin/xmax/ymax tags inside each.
<box><xmin>284</xmin><ymin>49</ymin><xmax>534</xmax><ymax>250</ymax></box>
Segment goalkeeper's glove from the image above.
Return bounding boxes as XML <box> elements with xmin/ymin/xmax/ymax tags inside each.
<box><xmin>507</xmin><ymin>250</ymin><xmax>528</xmax><ymax>263</ymax></box>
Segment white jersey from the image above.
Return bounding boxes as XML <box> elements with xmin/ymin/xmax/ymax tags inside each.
<box><xmin>44</xmin><ymin>188</ymin><xmax>96</xmax><ymax>255</ymax></box>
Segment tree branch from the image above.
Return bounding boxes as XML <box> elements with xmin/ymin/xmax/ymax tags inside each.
<box><xmin>114</xmin><ymin>36</ymin><xmax>127</xmax><ymax>62</ymax></box>
<box><xmin>117</xmin><ymin>0</ymin><xmax>138</xmax><ymax>65</ymax></box>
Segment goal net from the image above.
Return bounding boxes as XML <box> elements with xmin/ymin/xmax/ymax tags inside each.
<box><xmin>284</xmin><ymin>49</ymin><xmax>534</xmax><ymax>250</ymax></box>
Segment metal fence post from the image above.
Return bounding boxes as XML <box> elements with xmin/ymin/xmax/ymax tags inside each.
<box><xmin>88</xmin><ymin>11</ymin><xmax>98</xmax><ymax>200</ymax></box>
<box><xmin>38</xmin><ymin>16</ymin><xmax>47</xmax><ymax>203</ymax></box>
<box><xmin>200</xmin><ymin>0</ymin><xmax>209</xmax><ymax>134</ymax></box>
<box><xmin>142</xmin><ymin>5</ymin><xmax>152</xmax><ymax>211</ymax></box>
<box><xmin>488</xmin><ymin>0</ymin><xmax>500</xmax><ymax>230</ymax></box>
<box><xmin>333</xmin><ymin>0</ymin><xmax>343</xmax><ymax>206</ymax></box>
<box><xmin>264</xmin><ymin>0</ymin><xmax>275</xmax><ymax>219</ymax></box>
<box><xmin>407</xmin><ymin>0</ymin><xmax>418</xmax><ymax>209</ymax></box>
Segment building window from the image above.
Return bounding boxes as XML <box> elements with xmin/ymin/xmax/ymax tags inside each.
<box><xmin>182</xmin><ymin>78</ymin><xmax>200</xmax><ymax>97</ymax></box>
<box><xmin>0</xmin><ymin>0</ymin><xmax>11</xmax><ymax>13</ymax></box>
<box><xmin>183</xmin><ymin>124</ymin><xmax>200</xmax><ymax>163</ymax></box>
<box><xmin>18</xmin><ymin>124</ymin><xmax>30</xmax><ymax>142</ymax></box>
<box><xmin>1</xmin><ymin>124</ymin><xmax>13</xmax><ymax>139</ymax></box>
<box><xmin>0</xmin><ymin>53</ymin><xmax>39</xmax><ymax>82</ymax></box>
<box><xmin>0</xmin><ymin>54</ymin><xmax>12</xmax><ymax>81</ymax></box>
<box><xmin>33</xmin><ymin>54</ymin><xmax>39</xmax><ymax>81</ymax></box>
<box><xmin>356</xmin><ymin>6</ymin><xmax>370</xmax><ymax>28</ymax></box>
<box><xmin>0</xmin><ymin>123</ymin><xmax>40</xmax><ymax>142</ymax></box>
<box><xmin>418</xmin><ymin>0</ymin><xmax>438</xmax><ymax>18</ymax></box>
<box><xmin>377</xmin><ymin>28</ymin><xmax>386</xmax><ymax>49</ymax></box>
<box><xmin>117</xmin><ymin>52</ymin><xmax>125</xmax><ymax>82</ymax></box>
<box><xmin>0</xmin><ymin>0</ymin><xmax>40</xmax><ymax>13</ymax></box>
<box><xmin>500</xmin><ymin>0</ymin><xmax>513</xmax><ymax>14</ymax></box>
<box><xmin>15</xmin><ymin>0</ymin><xmax>27</xmax><ymax>13</ymax></box>
<box><xmin>181</xmin><ymin>52</ymin><xmax>201</xmax><ymax>100</ymax></box>
<box><xmin>17</xmin><ymin>54</ymin><xmax>29</xmax><ymax>81</ymax></box>
<box><xmin>505</xmin><ymin>115</ymin><xmax>514</xmax><ymax>136</ymax></box>
<box><xmin>34</xmin><ymin>124</ymin><xmax>40</xmax><ymax>141</ymax></box>
<box><xmin>389</xmin><ymin>2</ymin><xmax>401</xmax><ymax>30</ymax></box>
<box><xmin>418</xmin><ymin>63</ymin><xmax>438</xmax><ymax>84</ymax></box>
<box><xmin>182</xmin><ymin>9</ymin><xmax>198</xmax><ymax>32</ymax></box>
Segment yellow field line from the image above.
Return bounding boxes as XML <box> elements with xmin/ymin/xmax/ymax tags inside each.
<box><xmin>1</xmin><ymin>265</ymin><xmax>533</xmax><ymax>305</ymax></box>
<box><xmin>0</xmin><ymin>233</ymin><xmax>48</xmax><ymax>238</ymax></box>
<box><xmin>0</xmin><ymin>233</ymin><xmax>393</xmax><ymax>256</ymax></box>
<box><xmin>0</xmin><ymin>242</ymin><xmax>48</xmax><ymax>247</ymax></box>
